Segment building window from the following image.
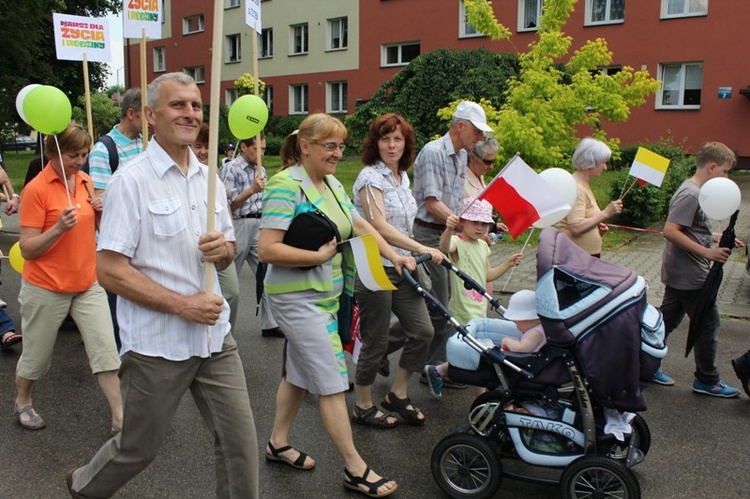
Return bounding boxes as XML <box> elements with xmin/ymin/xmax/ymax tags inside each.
<box><xmin>226</xmin><ymin>34</ymin><xmax>241</xmax><ymax>63</ymax></box>
<box><xmin>290</xmin><ymin>23</ymin><xmax>309</xmax><ymax>55</ymax></box>
<box><xmin>327</xmin><ymin>82</ymin><xmax>348</xmax><ymax>114</ymax></box>
<box><xmin>460</xmin><ymin>0</ymin><xmax>484</xmax><ymax>38</ymax></box>
<box><xmin>153</xmin><ymin>47</ymin><xmax>166</xmax><ymax>73</ymax></box>
<box><xmin>586</xmin><ymin>0</ymin><xmax>625</xmax><ymax>25</ymax></box>
<box><xmin>183</xmin><ymin>14</ymin><xmax>204</xmax><ymax>35</ymax></box>
<box><xmin>225</xmin><ymin>0</ymin><xmax>240</xmax><ymax>8</ymax></box>
<box><xmin>657</xmin><ymin>62</ymin><xmax>703</xmax><ymax>109</ymax></box>
<box><xmin>263</xmin><ymin>86</ymin><xmax>274</xmax><ymax>114</ymax></box>
<box><xmin>518</xmin><ymin>0</ymin><xmax>543</xmax><ymax>31</ymax></box>
<box><xmin>225</xmin><ymin>88</ymin><xmax>238</xmax><ymax>106</ymax></box>
<box><xmin>184</xmin><ymin>66</ymin><xmax>205</xmax><ymax>84</ymax></box>
<box><xmin>259</xmin><ymin>28</ymin><xmax>273</xmax><ymax>59</ymax></box>
<box><xmin>328</xmin><ymin>17</ymin><xmax>348</xmax><ymax>51</ymax></box>
<box><xmin>290</xmin><ymin>84</ymin><xmax>308</xmax><ymax>114</ymax></box>
<box><xmin>661</xmin><ymin>0</ymin><xmax>708</xmax><ymax>18</ymax></box>
<box><xmin>589</xmin><ymin>65</ymin><xmax>622</xmax><ymax>79</ymax></box>
<box><xmin>381</xmin><ymin>42</ymin><xmax>420</xmax><ymax>67</ymax></box>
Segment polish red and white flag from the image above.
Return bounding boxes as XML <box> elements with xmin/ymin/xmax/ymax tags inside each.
<box><xmin>476</xmin><ymin>155</ymin><xmax>570</xmax><ymax>238</ymax></box>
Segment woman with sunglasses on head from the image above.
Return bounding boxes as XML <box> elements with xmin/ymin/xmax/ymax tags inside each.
<box><xmin>259</xmin><ymin>113</ymin><xmax>410</xmax><ymax>498</ymax></box>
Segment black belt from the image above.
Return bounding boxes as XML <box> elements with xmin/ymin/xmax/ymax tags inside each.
<box><xmin>237</xmin><ymin>212</ymin><xmax>262</xmax><ymax>219</ymax></box>
<box><xmin>414</xmin><ymin>218</ymin><xmax>446</xmax><ymax>231</ymax></box>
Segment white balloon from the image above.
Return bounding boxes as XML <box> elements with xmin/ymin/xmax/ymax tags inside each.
<box><xmin>699</xmin><ymin>178</ymin><xmax>741</xmax><ymax>220</ymax></box>
<box><xmin>15</xmin><ymin>84</ymin><xmax>41</xmax><ymax>124</ymax></box>
<box><xmin>532</xmin><ymin>207</ymin><xmax>570</xmax><ymax>229</ymax></box>
<box><xmin>539</xmin><ymin>168</ymin><xmax>578</xmax><ymax>208</ymax></box>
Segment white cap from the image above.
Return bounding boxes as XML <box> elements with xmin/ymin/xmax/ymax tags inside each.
<box><xmin>504</xmin><ymin>290</ymin><xmax>538</xmax><ymax>321</ymax></box>
<box><xmin>454</xmin><ymin>101</ymin><xmax>493</xmax><ymax>133</ymax></box>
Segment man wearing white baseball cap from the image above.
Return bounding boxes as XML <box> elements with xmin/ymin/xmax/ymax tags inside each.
<box><xmin>453</xmin><ymin>101</ymin><xmax>494</xmax><ymax>133</ymax></box>
<box><xmin>393</xmin><ymin>101</ymin><xmax>493</xmax><ymax>383</ymax></box>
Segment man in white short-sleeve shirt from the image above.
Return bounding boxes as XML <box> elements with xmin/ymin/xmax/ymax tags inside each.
<box><xmin>67</xmin><ymin>72</ymin><xmax>259</xmax><ymax>498</ymax></box>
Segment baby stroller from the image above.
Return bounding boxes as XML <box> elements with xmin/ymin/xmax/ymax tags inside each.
<box><xmin>403</xmin><ymin>228</ymin><xmax>667</xmax><ymax>499</ymax></box>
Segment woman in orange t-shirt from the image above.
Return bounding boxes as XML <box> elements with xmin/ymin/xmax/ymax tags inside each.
<box><xmin>13</xmin><ymin>123</ymin><xmax>122</xmax><ymax>432</ymax></box>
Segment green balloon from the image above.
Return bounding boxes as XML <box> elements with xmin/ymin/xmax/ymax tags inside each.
<box><xmin>23</xmin><ymin>85</ymin><xmax>72</xmax><ymax>135</ymax></box>
<box><xmin>228</xmin><ymin>95</ymin><xmax>269</xmax><ymax>139</ymax></box>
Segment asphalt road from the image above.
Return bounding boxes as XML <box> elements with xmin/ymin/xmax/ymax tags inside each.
<box><xmin>0</xmin><ymin>234</ymin><xmax>748</xmax><ymax>498</ymax></box>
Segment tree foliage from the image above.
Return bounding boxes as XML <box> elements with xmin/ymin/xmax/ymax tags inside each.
<box><xmin>462</xmin><ymin>0</ymin><xmax>661</xmax><ymax>168</ymax></box>
<box><xmin>0</xmin><ymin>0</ymin><xmax>120</xmax><ymax>133</ymax></box>
<box><xmin>234</xmin><ymin>73</ymin><xmax>266</xmax><ymax>97</ymax></box>
<box><xmin>346</xmin><ymin>48</ymin><xmax>519</xmax><ymax>148</ymax></box>
<box><xmin>71</xmin><ymin>91</ymin><xmax>120</xmax><ymax>138</ymax></box>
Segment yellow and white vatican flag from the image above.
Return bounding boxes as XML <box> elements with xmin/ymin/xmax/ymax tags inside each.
<box><xmin>348</xmin><ymin>234</ymin><xmax>397</xmax><ymax>291</ymax></box>
<box><xmin>628</xmin><ymin>147</ymin><xmax>671</xmax><ymax>188</ymax></box>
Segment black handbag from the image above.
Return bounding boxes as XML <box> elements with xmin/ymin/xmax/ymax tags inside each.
<box><xmin>283</xmin><ymin>210</ymin><xmax>341</xmax><ymax>270</ymax></box>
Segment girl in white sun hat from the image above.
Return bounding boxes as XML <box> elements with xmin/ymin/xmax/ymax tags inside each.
<box><xmin>424</xmin><ymin>198</ymin><xmax>523</xmax><ymax>398</ymax></box>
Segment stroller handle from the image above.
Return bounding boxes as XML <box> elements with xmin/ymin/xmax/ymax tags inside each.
<box><xmin>401</xmin><ymin>254</ymin><xmax>433</xmax><ymax>288</ymax></box>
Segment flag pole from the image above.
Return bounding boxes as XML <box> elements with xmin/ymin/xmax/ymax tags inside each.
<box><xmin>500</xmin><ymin>228</ymin><xmax>533</xmax><ymax>293</ymax></box>
<box><xmin>204</xmin><ymin>0</ymin><xmax>224</xmax><ymax>293</ymax></box>
<box><xmin>139</xmin><ymin>29</ymin><xmax>149</xmax><ymax>150</ymax></box>
<box><xmin>252</xmin><ymin>19</ymin><xmax>264</xmax><ymax>179</ymax></box>
<box><xmin>620</xmin><ymin>178</ymin><xmax>639</xmax><ymax>199</ymax></box>
<box><xmin>82</xmin><ymin>55</ymin><xmax>94</xmax><ymax>143</ymax></box>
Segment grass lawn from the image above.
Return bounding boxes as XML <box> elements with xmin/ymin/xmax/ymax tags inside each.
<box><xmin>3</xmin><ymin>150</ymin><xmax>631</xmax><ymax>250</ymax></box>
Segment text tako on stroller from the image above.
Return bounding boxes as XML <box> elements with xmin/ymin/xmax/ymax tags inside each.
<box><xmin>402</xmin><ymin>228</ymin><xmax>667</xmax><ymax>499</ymax></box>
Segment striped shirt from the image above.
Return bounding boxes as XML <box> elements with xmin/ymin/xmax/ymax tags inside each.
<box><xmin>89</xmin><ymin>126</ymin><xmax>143</xmax><ymax>190</ymax></box>
<box><xmin>223</xmin><ymin>156</ymin><xmax>266</xmax><ymax>218</ymax></box>
<box><xmin>97</xmin><ymin>138</ymin><xmax>235</xmax><ymax>361</ymax></box>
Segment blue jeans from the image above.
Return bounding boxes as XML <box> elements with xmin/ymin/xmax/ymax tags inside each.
<box><xmin>0</xmin><ymin>307</ymin><xmax>16</xmax><ymax>335</ymax></box>
<box><xmin>660</xmin><ymin>286</ymin><xmax>720</xmax><ymax>385</ymax></box>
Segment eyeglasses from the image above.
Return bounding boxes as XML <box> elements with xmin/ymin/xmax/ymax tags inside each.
<box><xmin>313</xmin><ymin>141</ymin><xmax>346</xmax><ymax>153</ymax></box>
<box><xmin>473</xmin><ymin>152</ymin><xmax>495</xmax><ymax>166</ymax></box>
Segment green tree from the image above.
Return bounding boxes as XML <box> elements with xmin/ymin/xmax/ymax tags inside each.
<box><xmin>0</xmin><ymin>0</ymin><xmax>120</xmax><ymax>132</ymax></box>
<box><xmin>455</xmin><ymin>0</ymin><xmax>661</xmax><ymax>168</ymax></box>
<box><xmin>72</xmin><ymin>91</ymin><xmax>120</xmax><ymax>138</ymax></box>
<box><xmin>346</xmin><ymin>48</ymin><xmax>519</xmax><ymax>148</ymax></box>
<box><xmin>234</xmin><ymin>73</ymin><xmax>266</xmax><ymax>97</ymax></box>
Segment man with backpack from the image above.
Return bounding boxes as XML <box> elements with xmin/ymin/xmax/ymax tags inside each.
<box><xmin>86</xmin><ymin>87</ymin><xmax>144</xmax><ymax>350</ymax></box>
<box><xmin>87</xmin><ymin>88</ymin><xmax>144</xmax><ymax>199</ymax></box>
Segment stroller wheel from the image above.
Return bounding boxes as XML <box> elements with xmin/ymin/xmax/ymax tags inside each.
<box><xmin>560</xmin><ymin>455</ymin><xmax>641</xmax><ymax>499</ymax></box>
<box><xmin>431</xmin><ymin>433</ymin><xmax>502</xmax><ymax>499</ymax></box>
<box><xmin>630</xmin><ymin>414</ymin><xmax>651</xmax><ymax>458</ymax></box>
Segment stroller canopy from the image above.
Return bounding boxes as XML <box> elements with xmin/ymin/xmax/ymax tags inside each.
<box><xmin>535</xmin><ymin>228</ymin><xmax>665</xmax><ymax>412</ymax></box>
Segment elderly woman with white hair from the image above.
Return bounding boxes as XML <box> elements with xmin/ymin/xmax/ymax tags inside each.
<box><xmin>558</xmin><ymin>137</ymin><xmax>623</xmax><ymax>258</ymax></box>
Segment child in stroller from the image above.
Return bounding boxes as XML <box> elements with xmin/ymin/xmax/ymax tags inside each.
<box><xmin>425</xmin><ymin>289</ymin><xmax>545</xmax><ymax>398</ymax></box>
<box><xmin>402</xmin><ymin>227</ymin><xmax>666</xmax><ymax>498</ymax></box>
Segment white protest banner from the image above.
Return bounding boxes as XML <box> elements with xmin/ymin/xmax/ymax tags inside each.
<box><xmin>123</xmin><ymin>0</ymin><xmax>162</xmax><ymax>39</ymax></box>
<box><xmin>53</xmin><ymin>13</ymin><xmax>111</xmax><ymax>63</ymax></box>
<box><xmin>246</xmin><ymin>0</ymin><xmax>262</xmax><ymax>32</ymax></box>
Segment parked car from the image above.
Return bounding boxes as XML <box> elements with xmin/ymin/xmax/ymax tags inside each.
<box><xmin>2</xmin><ymin>134</ymin><xmax>36</xmax><ymax>152</ymax></box>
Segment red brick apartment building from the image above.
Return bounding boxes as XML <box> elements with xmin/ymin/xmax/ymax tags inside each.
<box><xmin>125</xmin><ymin>0</ymin><xmax>749</xmax><ymax>164</ymax></box>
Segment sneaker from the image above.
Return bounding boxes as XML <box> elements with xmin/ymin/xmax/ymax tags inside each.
<box><xmin>692</xmin><ymin>379</ymin><xmax>740</xmax><ymax>398</ymax></box>
<box><xmin>652</xmin><ymin>369</ymin><xmax>675</xmax><ymax>386</ymax></box>
<box><xmin>420</xmin><ymin>372</ymin><xmax>467</xmax><ymax>390</ymax></box>
<box><xmin>424</xmin><ymin>365</ymin><xmax>443</xmax><ymax>398</ymax></box>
